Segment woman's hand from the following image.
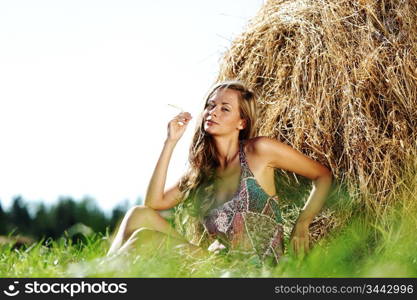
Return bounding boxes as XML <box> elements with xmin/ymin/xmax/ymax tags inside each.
<box><xmin>167</xmin><ymin>111</ymin><xmax>192</xmax><ymax>142</ymax></box>
<box><xmin>289</xmin><ymin>222</ymin><xmax>310</xmax><ymax>256</ymax></box>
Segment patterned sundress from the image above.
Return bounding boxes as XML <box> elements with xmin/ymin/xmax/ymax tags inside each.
<box><xmin>175</xmin><ymin>139</ymin><xmax>285</xmax><ymax>265</ymax></box>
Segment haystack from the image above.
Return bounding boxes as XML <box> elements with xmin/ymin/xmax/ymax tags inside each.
<box><xmin>216</xmin><ymin>0</ymin><xmax>417</xmax><ymax>223</ymax></box>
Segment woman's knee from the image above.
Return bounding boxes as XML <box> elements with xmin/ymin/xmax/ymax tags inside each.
<box><xmin>123</xmin><ymin>205</ymin><xmax>157</xmax><ymax>237</ymax></box>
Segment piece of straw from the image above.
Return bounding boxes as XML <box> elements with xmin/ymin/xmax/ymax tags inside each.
<box><xmin>168</xmin><ymin>103</ymin><xmax>184</xmax><ymax>112</ymax></box>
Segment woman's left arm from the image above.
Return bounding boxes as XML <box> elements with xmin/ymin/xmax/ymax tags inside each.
<box><xmin>253</xmin><ymin>137</ymin><xmax>333</xmax><ymax>255</ymax></box>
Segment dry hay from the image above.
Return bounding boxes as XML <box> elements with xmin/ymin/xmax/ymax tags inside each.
<box><xmin>216</xmin><ymin>0</ymin><xmax>417</xmax><ymax>219</ymax></box>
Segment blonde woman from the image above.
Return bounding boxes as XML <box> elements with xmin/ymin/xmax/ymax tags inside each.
<box><xmin>107</xmin><ymin>80</ymin><xmax>333</xmax><ymax>264</ymax></box>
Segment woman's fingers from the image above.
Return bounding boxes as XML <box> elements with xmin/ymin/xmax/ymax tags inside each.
<box><xmin>299</xmin><ymin>238</ymin><xmax>309</xmax><ymax>256</ymax></box>
<box><xmin>291</xmin><ymin>237</ymin><xmax>298</xmax><ymax>254</ymax></box>
<box><xmin>291</xmin><ymin>237</ymin><xmax>310</xmax><ymax>256</ymax></box>
<box><xmin>296</xmin><ymin>239</ymin><xmax>301</xmax><ymax>255</ymax></box>
<box><xmin>167</xmin><ymin>112</ymin><xmax>193</xmax><ymax>141</ymax></box>
<box><xmin>176</xmin><ymin>112</ymin><xmax>192</xmax><ymax>120</ymax></box>
<box><xmin>304</xmin><ymin>238</ymin><xmax>309</xmax><ymax>253</ymax></box>
<box><xmin>174</xmin><ymin>112</ymin><xmax>192</xmax><ymax>125</ymax></box>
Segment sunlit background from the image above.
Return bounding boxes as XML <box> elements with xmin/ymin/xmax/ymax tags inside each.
<box><xmin>0</xmin><ymin>0</ymin><xmax>265</xmax><ymax>213</ymax></box>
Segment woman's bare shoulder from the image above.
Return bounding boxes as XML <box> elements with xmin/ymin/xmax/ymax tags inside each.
<box><xmin>244</xmin><ymin>135</ymin><xmax>273</xmax><ymax>147</ymax></box>
<box><xmin>243</xmin><ymin>136</ymin><xmax>273</xmax><ymax>156</ymax></box>
<box><xmin>243</xmin><ymin>137</ymin><xmax>276</xmax><ymax>172</ymax></box>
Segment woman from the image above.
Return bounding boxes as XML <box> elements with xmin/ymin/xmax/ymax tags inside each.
<box><xmin>107</xmin><ymin>80</ymin><xmax>333</xmax><ymax>264</ymax></box>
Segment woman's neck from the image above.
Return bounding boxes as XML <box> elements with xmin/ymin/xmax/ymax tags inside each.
<box><xmin>212</xmin><ymin>136</ymin><xmax>240</xmax><ymax>170</ymax></box>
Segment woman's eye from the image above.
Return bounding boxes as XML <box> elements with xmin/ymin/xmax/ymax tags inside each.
<box><xmin>206</xmin><ymin>103</ymin><xmax>229</xmax><ymax>111</ymax></box>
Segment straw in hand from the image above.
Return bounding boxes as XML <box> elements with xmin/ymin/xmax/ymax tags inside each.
<box><xmin>168</xmin><ymin>103</ymin><xmax>187</xmax><ymax>126</ymax></box>
<box><xmin>168</xmin><ymin>103</ymin><xmax>184</xmax><ymax>112</ymax></box>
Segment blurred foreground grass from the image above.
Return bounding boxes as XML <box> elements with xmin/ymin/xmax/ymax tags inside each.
<box><xmin>1</xmin><ymin>199</ymin><xmax>416</xmax><ymax>278</ymax></box>
<box><xmin>1</xmin><ymin>168</ymin><xmax>416</xmax><ymax>277</ymax></box>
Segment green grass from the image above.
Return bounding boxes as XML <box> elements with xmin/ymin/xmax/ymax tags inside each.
<box><xmin>1</xmin><ymin>173</ymin><xmax>416</xmax><ymax>277</ymax></box>
<box><xmin>1</xmin><ymin>203</ymin><xmax>416</xmax><ymax>278</ymax></box>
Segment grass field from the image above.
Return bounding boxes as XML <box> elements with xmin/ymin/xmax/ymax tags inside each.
<box><xmin>1</xmin><ymin>175</ymin><xmax>416</xmax><ymax>278</ymax></box>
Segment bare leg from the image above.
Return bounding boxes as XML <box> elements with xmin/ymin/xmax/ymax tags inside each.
<box><xmin>116</xmin><ymin>228</ymin><xmax>208</xmax><ymax>259</ymax></box>
<box><xmin>107</xmin><ymin>205</ymin><xmax>188</xmax><ymax>256</ymax></box>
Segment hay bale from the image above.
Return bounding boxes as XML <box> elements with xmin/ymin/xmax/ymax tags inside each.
<box><xmin>216</xmin><ymin>0</ymin><xmax>417</xmax><ymax>217</ymax></box>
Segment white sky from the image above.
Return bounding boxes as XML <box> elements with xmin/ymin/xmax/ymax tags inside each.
<box><xmin>0</xmin><ymin>0</ymin><xmax>264</xmax><ymax>213</ymax></box>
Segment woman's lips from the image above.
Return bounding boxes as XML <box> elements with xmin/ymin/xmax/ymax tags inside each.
<box><xmin>206</xmin><ymin>120</ymin><xmax>218</xmax><ymax>125</ymax></box>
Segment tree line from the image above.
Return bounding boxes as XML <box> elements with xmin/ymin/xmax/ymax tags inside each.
<box><xmin>0</xmin><ymin>196</ymin><xmax>137</xmax><ymax>242</ymax></box>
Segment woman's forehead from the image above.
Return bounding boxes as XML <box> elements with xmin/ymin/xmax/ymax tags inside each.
<box><xmin>208</xmin><ymin>88</ymin><xmax>240</xmax><ymax>105</ymax></box>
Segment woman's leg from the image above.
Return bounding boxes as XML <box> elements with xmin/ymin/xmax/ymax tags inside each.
<box><xmin>107</xmin><ymin>205</ymin><xmax>187</xmax><ymax>256</ymax></box>
<box><xmin>116</xmin><ymin>228</ymin><xmax>208</xmax><ymax>258</ymax></box>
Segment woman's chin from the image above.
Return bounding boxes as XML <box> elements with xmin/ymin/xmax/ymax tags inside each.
<box><xmin>204</xmin><ymin>126</ymin><xmax>214</xmax><ymax>133</ymax></box>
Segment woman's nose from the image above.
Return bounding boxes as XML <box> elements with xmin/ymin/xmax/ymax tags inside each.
<box><xmin>209</xmin><ymin>106</ymin><xmax>219</xmax><ymax>116</ymax></box>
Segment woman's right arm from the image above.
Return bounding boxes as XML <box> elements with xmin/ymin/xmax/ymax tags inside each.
<box><xmin>144</xmin><ymin>111</ymin><xmax>192</xmax><ymax>210</ymax></box>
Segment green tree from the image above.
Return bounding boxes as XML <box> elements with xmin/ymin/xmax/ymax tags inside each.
<box><xmin>9</xmin><ymin>196</ymin><xmax>32</xmax><ymax>235</ymax></box>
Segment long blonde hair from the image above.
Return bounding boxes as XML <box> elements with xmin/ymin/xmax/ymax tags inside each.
<box><xmin>176</xmin><ymin>80</ymin><xmax>259</xmax><ymax>222</ymax></box>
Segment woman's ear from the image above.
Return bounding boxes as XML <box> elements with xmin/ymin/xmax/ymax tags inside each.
<box><xmin>238</xmin><ymin>119</ymin><xmax>247</xmax><ymax>130</ymax></box>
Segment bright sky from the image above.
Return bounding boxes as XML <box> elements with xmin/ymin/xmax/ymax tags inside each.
<box><xmin>0</xmin><ymin>0</ymin><xmax>264</xmax><ymax>213</ymax></box>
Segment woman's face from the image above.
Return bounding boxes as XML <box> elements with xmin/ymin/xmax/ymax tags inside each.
<box><xmin>203</xmin><ymin>88</ymin><xmax>246</xmax><ymax>136</ymax></box>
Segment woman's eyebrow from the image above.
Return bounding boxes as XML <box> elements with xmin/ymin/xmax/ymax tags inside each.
<box><xmin>208</xmin><ymin>100</ymin><xmax>232</xmax><ymax>106</ymax></box>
